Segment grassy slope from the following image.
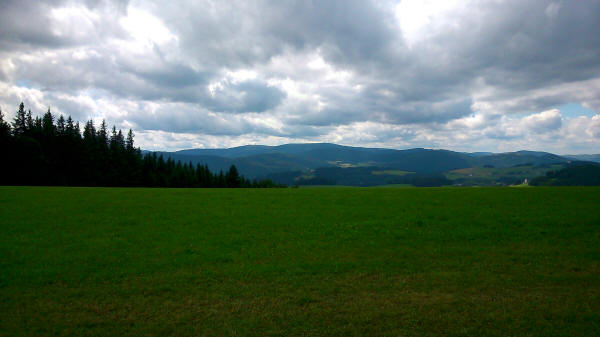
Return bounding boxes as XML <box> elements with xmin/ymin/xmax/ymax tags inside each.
<box><xmin>1</xmin><ymin>186</ymin><xmax>599</xmax><ymax>336</ymax></box>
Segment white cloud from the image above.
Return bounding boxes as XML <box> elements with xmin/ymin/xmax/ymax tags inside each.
<box><xmin>395</xmin><ymin>0</ymin><xmax>469</xmax><ymax>48</ymax></box>
<box><xmin>521</xmin><ymin>109</ymin><xmax>562</xmax><ymax>133</ymax></box>
<box><xmin>586</xmin><ymin>115</ymin><xmax>600</xmax><ymax>138</ymax></box>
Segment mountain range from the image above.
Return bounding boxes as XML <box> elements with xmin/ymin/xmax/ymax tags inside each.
<box><xmin>148</xmin><ymin>143</ymin><xmax>599</xmax><ymax>186</ymax></box>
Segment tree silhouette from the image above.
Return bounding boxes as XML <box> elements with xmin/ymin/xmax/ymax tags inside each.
<box><xmin>0</xmin><ymin>102</ymin><xmax>284</xmax><ymax>188</ymax></box>
<box><xmin>0</xmin><ymin>109</ymin><xmax>11</xmax><ymax>139</ymax></box>
<box><xmin>226</xmin><ymin>165</ymin><xmax>241</xmax><ymax>187</ymax></box>
<box><xmin>12</xmin><ymin>102</ymin><xmax>26</xmax><ymax>136</ymax></box>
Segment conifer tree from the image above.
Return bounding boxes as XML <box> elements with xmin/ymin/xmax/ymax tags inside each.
<box><xmin>57</xmin><ymin>115</ymin><xmax>66</xmax><ymax>135</ymax></box>
<box><xmin>0</xmin><ymin>108</ymin><xmax>11</xmax><ymax>185</ymax></box>
<box><xmin>96</xmin><ymin>119</ymin><xmax>108</xmax><ymax>148</ymax></box>
<box><xmin>26</xmin><ymin>110</ymin><xmax>34</xmax><ymax>134</ymax></box>
<box><xmin>110</xmin><ymin>125</ymin><xmax>118</xmax><ymax>150</ymax></box>
<box><xmin>66</xmin><ymin>116</ymin><xmax>75</xmax><ymax>134</ymax></box>
<box><xmin>117</xmin><ymin>130</ymin><xmax>125</xmax><ymax>151</ymax></box>
<box><xmin>42</xmin><ymin>108</ymin><xmax>55</xmax><ymax>137</ymax></box>
<box><xmin>83</xmin><ymin>120</ymin><xmax>96</xmax><ymax>141</ymax></box>
<box><xmin>74</xmin><ymin>122</ymin><xmax>81</xmax><ymax>138</ymax></box>
<box><xmin>12</xmin><ymin>102</ymin><xmax>26</xmax><ymax>136</ymax></box>
<box><xmin>226</xmin><ymin>165</ymin><xmax>241</xmax><ymax>187</ymax></box>
<box><xmin>33</xmin><ymin>116</ymin><xmax>42</xmax><ymax>136</ymax></box>
<box><xmin>126</xmin><ymin>129</ymin><xmax>135</xmax><ymax>153</ymax></box>
<box><xmin>0</xmin><ymin>109</ymin><xmax>11</xmax><ymax>138</ymax></box>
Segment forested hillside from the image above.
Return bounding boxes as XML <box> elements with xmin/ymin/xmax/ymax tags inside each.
<box><xmin>530</xmin><ymin>162</ymin><xmax>600</xmax><ymax>186</ymax></box>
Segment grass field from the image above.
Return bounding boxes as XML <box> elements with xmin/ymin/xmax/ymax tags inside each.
<box><xmin>1</xmin><ymin>186</ymin><xmax>599</xmax><ymax>336</ymax></box>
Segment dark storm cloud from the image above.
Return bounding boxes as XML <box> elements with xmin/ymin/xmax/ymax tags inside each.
<box><xmin>261</xmin><ymin>0</ymin><xmax>399</xmax><ymax>65</ymax></box>
<box><xmin>467</xmin><ymin>1</ymin><xmax>600</xmax><ymax>86</ymax></box>
<box><xmin>127</xmin><ymin>63</ymin><xmax>208</xmax><ymax>89</ymax></box>
<box><xmin>0</xmin><ymin>1</ymin><xmax>66</xmax><ymax>48</ymax></box>
<box><xmin>206</xmin><ymin>80</ymin><xmax>286</xmax><ymax>114</ymax></box>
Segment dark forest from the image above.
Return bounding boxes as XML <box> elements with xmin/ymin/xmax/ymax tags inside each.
<box><xmin>0</xmin><ymin>103</ymin><xmax>282</xmax><ymax>188</ymax></box>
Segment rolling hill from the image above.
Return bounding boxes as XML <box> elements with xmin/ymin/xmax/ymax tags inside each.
<box><xmin>565</xmin><ymin>154</ymin><xmax>600</xmax><ymax>163</ymax></box>
<box><xmin>148</xmin><ymin>143</ymin><xmax>584</xmax><ymax>186</ymax></box>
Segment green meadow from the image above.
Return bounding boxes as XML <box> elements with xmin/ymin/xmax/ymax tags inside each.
<box><xmin>1</xmin><ymin>186</ymin><xmax>599</xmax><ymax>336</ymax></box>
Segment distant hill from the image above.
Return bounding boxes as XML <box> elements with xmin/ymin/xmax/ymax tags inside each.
<box><xmin>146</xmin><ymin>143</ymin><xmax>589</xmax><ymax>186</ymax></box>
<box><xmin>565</xmin><ymin>154</ymin><xmax>600</xmax><ymax>163</ymax></box>
<box><xmin>469</xmin><ymin>151</ymin><xmax>568</xmax><ymax>168</ymax></box>
<box><xmin>153</xmin><ymin>152</ymin><xmax>323</xmax><ymax>178</ymax></box>
<box><xmin>175</xmin><ymin>145</ymin><xmax>277</xmax><ymax>158</ymax></box>
<box><xmin>466</xmin><ymin>152</ymin><xmax>494</xmax><ymax>157</ymax></box>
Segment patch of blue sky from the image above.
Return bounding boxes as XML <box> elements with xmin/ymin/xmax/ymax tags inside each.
<box><xmin>16</xmin><ymin>79</ymin><xmax>33</xmax><ymax>88</ymax></box>
<box><xmin>83</xmin><ymin>88</ymin><xmax>104</xmax><ymax>100</ymax></box>
<box><xmin>558</xmin><ymin>102</ymin><xmax>597</xmax><ymax>118</ymax></box>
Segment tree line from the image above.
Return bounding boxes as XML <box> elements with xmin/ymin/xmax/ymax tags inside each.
<box><xmin>0</xmin><ymin>103</ymin><xmax>283</xmax><ymax>188</ymax></box>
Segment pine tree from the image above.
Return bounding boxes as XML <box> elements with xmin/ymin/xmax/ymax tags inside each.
<box><xmin>66</xmin><ymin>116</ymin><xmax>75</xmax><ymax>134</ymax></box>
<box><xmin>66</xmin><ymin>117</ymin><xmax>81</xmax><ymax>141</ymax></box>
<box><xmin>98</xmin><ymin>120</ymin><xmax>109</xmax><ymax>149</ymax></box>
<box><xmin>110</xmin><ymin>125</ymin><xmax>118</xmax><ymax>150</ymax></box>
<box><xmin>0</xmin><ymin>108</ymin><xmax>11</xmax><ymax>185</ymax></box>
<box><xmin>116</xmin><ymin>130</ymin><xmax>125</xmax><ymax>151</ymax></box>
<box><xmin>12</xmin><ymin>102</ymin><xmax>26</xmax><ymax>136</ymax></box>
<box><xmin>42</xmin><ymin>108</ymin><xmax>56</xmax><ymax>137</ymax></box>
<box><xmin>74</xmin><ymin>122</ymin><xmax>81</xmax><ymax>138</ymax></box>
<box><xmin>126</xmin><ymin>129</ymin><xmax>135</xmax><ymax>153</ymax></box>
<box><xmin>57</xmin><ymin>115</ymin><xmax>66</xmax><ymax>135</ymax></box>
<box><xmin>25</xmin><ymin>110</ymin><xmax>34</xmax><ymax>134</ymax></box>
<box><xmin>33</xmin><ymin>116</ymin><xmax>42</xmax><ymax>136</ymax></box>
<box><xmin>83</xmin><ymin>120</ymin><xmax>96</xmax><ymax>143</ymax></box>
<box><xmin>0</xmin><ymin>108</ymin><xmax>11</xmax><ymax>138</ymax></box>
<box><xmin>226</xmin><ymin>165</ymin><xmax>241</xmax><ymax>187</ymax></box>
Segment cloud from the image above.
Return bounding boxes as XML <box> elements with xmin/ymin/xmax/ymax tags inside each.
<box><xmin>0</xmin><ymin>0</ymin><xmax>128</xmax><ymax>50</ymax></box>
<box><xmin>0</xmin><ymin>0</ymin><xmax>599</xmax><ymax>153</ymax></box>
<box><xmin>206</xmin><ymin>79</ymin><xmax>286</xmax><ymax>113</ymax></box>
<box><xmin>521</xmin><ymin>109</ymin><xmax>562</xmax><ymax>133</ymax></box>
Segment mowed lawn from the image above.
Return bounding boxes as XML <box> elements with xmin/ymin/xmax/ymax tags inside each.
<box><xmin>0</xmin><ymin>186</ymin><xmax>599</xmax><ymax>336</ymax></box>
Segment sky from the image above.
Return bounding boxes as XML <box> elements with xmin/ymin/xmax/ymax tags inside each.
<box><xmin>0</xmin><ymin>0</ymin><xmax>599</xmax><ymax>154</ymax></box>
